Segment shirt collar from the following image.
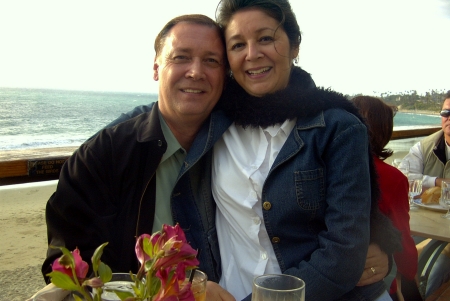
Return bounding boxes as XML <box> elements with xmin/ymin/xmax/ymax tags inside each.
<box><xmin>263</xmin><ymin>118</ymin><xmax>297</xmax><ymax>138</ymax></box>
<box><xmin>159</xmin><ymin>110</ymin><xmax>185</xmax><ymax>163</ymax></box>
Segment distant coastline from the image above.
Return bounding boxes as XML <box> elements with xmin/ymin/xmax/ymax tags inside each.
<box><xmin>398</xmin><ymin>109</ymin><xmax>440</xmax><ymax>116</ymax></box>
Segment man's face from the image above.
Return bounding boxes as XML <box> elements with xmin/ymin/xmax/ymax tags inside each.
<box><xmin>154</xmin><ymin>22</ymin><xmax>225</xmax><ymax>126</ymax></box>
<box><xmin>442</xmin><ymin>98</ymin><xmax>450</xmax><ymax>138</ymax></box>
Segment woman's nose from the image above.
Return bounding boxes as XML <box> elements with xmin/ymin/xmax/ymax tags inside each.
<box><xmin>246</xmin><ymin>44</ymin><xmax>263</xmax><ymax>61</ymax></box>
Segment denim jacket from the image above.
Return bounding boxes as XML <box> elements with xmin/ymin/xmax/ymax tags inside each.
<box><xmin>109</xmin><ymin>102</ymin><xmax>387</xmax><ymax>301</ymax></box>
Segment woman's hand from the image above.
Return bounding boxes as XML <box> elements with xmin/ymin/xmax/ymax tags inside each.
<box><xmin>206</xmin><ymin>281</ymin><xmax>236</xmax><ymax>301</ymax></box>
<box><xmin>357</xmin><ymin>243</ymin><xmax>389</xmax><ymax>286</ymax></box>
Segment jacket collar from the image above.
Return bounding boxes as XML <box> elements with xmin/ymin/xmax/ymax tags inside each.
<box><xmin>136</xmin><ymin>102</ymin><xmax>166</xmax><ymax>144</ymax></box>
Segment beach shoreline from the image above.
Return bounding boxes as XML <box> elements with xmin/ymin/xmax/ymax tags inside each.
<box><xmin>0</xmin><ymin>181</ymin><xmax>57</xmax><ymax>300</ymax></box>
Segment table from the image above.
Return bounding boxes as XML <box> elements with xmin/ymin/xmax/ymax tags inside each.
<box><xmin>409</xmin><ymin>207</ymin><xmax>450</xmax><ymax>242</ymax></box>
<box><xmin>409</xmin><ymin>207</ymin><xmax>450</xmax><ymax>298</ymax></box>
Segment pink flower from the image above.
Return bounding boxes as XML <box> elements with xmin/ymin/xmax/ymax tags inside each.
<box><xmin>154</xmin><ymin>268</ymin><xmax>195</xmax><ymax>301</ymax></box>
<box><xmin>52</xmin><ymin>248</ymin><xmax>89</xmax><ymax>280</ymax></box>
<box><xmin>152</xmin><ymin>225</ymin><xmax>199</xmax><ymax>271</ymax></box>
<box><xmin>135</xmin><ymin>234</ymin><xmax>152</xmax><ymax>265</ymax></box>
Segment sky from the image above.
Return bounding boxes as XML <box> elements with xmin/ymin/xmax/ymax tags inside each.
<box><xmin>0</xmin><ymin>0</ymin><xmax>449</xmax><ymax>96</ymax></box>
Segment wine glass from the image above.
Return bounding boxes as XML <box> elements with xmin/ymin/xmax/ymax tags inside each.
<box><xmin>440</xmin><ymin>180</ymin><xmax>450</xmax><ymax>219</ymax></box>
<box><xmin>252</xmin><ymin>274</ymin><xmax>305</xmax><ymax>301</ymax></box>
<box><xmin>408</xmin><ymin>173</ymin><xmax>423</xmax><ymax>208</ymax></box>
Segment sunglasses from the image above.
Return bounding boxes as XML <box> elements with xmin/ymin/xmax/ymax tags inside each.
<box><xmin>441</xmin><ymin>110</ymin><xmax>450</xmax><ymax>118</ymax></box>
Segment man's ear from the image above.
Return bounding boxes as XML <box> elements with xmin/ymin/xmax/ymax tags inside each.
<box><xmin>153</xmin><ymin>61</ymin><xmax>159</xmax><ymax>81</ymax></box>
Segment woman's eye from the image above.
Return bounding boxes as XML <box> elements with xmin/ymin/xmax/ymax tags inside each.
<box><xmin>230</xmin><ymin>43</ymin><xmax>244</xmax><ymax>50</ymax></box>
<box><xmin>260</xmin><ymin>36</ymin><xmax>274</xmax><ymax>43</ymax></box>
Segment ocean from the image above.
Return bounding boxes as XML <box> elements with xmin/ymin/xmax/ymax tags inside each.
<box><xmin>0</xmin><ymin>87</ymin><xmax>158</xmax><ymax>150</ymax></box>
<box><xmin>0</xmin><ymin>87</ymin><xmax>442</xmax><ymax>151</ymax></box>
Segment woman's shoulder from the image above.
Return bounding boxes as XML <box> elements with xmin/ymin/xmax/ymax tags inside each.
<box><xmin>374</xmin><ymin>157</ymin><xmax>408</xmax><ymax>183</ymax></box>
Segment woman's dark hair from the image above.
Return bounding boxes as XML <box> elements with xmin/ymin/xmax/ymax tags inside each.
<box><xmin>154</xmin><ymin>14</ymin><xmax>224</xmax><ymax>57</ymax></box>
<box><xmin>215</xmin><ymin>0</ymin><xmax>301</xmax><ymax>50</ymax></box>
<box><xmin>351</xmin><ymin>96</ymin><xmax>398</xmax><ymax>160</ymax></box>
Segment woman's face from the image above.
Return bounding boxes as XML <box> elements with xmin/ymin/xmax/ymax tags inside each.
<box><xmin>225</xmin><ymin>8</ymin><xmax>299</xmax><ymax>97</ymax></box>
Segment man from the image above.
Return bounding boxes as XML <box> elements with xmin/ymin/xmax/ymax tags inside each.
<box><xmin>401</xmin><ymin>90</ymin><xmax>450</xmax><ymax>297</ymax></box>
<box><xmin>42</xmin><ymin>14</ymin><xmax>234</xmax><ymax>300</ymax></box>
<box><xmin>402</xmin><ymin>91</ymin><xmax>450</xmax><ymax>188</ymax></box>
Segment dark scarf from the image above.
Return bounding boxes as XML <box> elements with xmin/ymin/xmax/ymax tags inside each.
<box><xmin>218</xmin><ymin>66</ymin><xmax>402</xmax><ymax>254</ymax></box>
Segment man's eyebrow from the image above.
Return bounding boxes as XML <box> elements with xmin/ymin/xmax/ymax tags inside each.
<box><xmin>172</xmin><ymin>47</ymin><xmax>191</xmax><ymax>53</ymax></box>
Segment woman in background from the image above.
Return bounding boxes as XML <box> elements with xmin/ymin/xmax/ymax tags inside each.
<box><xmin>352</xmin><ymin>96</ymin><xmax>419</xmax><ymax>301</ymax></box>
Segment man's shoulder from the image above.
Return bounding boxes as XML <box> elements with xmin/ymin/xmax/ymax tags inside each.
<box><xmin>106</xmin><ymin>102</ymin><xmax>155</xmax><ymax>129</ymax></box>
<box><xmin>421</xmin><ymin>130</ymin><xmax>443</xmax><ymax>148</ymax></box>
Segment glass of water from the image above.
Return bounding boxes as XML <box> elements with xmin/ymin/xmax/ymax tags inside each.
<box><xmin>392</xmin><ymin>159</ymin><xmax>409</xmax><ymax>176</ymax></box>
<box><xmin>440</xmin><ymin>180</ymin><xmax>450</xmax><ymax>219</ymax></box>
<box><xmin>252</xmin><ymin>274</ymin><xmax>305</xmax><ymax>301</ymax></box>
<box><xmin>408</xmin><ymin>173</ymin><xmax>423</xmax><ymax>207</ymax></box>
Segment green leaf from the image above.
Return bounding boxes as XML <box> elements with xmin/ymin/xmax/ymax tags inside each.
<box><xmin>93</xmin><ymin>289</ymin><xmax>102</xmax><ymax>301</ymax></box>
<box><xmin>143</xmin><ymin>237</ymin><xmax>154</xmax><ymax>258</ymax></box>
<box><xmin>114</xmin><ymin>290</ymin><xmax>134</xmax><ymax>300</ymax></box>
<box><xmin>72</xmin><ymin>294</ymin><xmax>85</xmax><ymax>301</ymax></box>
<box><xmin>98</xmin><ymin>262</ymin><xmax>112</xmax><ymax>283</ymax></box>
<box><xmin>50</xmin><ymin>245</ymin><xmax>75</xmax><ymax>268</ymax></box>
<box><xmin>92</xmin><ymin>242</ymin><xmax>109</xmax><ymax>275</ymax></box>
<box><xmin>47</xmin><ymin>271</ymin><xmax>80</xmax><ymax>291</ymax></box>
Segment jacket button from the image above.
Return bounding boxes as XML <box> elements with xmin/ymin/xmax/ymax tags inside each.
<box><xmin>272</xmin><ymin>237</ymin><xmax>280</xmax><ymax>243</ymax></box>
<box><xmin>263</xmin><ymin>202</ymin><xmax>272</xmax><ymax>210</ymax></box>
<box><xmin>157</xmin><ymin>140</ymin><xmax>163</xmax><ymax>147</ymax></box>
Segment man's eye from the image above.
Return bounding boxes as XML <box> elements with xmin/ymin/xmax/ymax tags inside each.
<box><xmin>173</xmin><ymin>56</ymin><xmax>189</xmax><ymax>62</ymax></box>
<box><xmin>204</xmin><ymin>58</ymin><xmax>222</xmax><ymax>67</ymax></box>
<box><xmin>206</xmin><ymin>58</ymin><xmax>219</xmax><ymax>64</ymax></box>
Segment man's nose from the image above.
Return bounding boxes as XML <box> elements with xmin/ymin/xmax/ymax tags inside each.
<box><xmin>186</xmin><ymin>59</ymin><xmax>205</xmax><ymax>80</ymax></box>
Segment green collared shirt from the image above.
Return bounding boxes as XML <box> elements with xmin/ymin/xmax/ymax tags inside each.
<box><xmin>153</xmin><ymin>111</ymin><xmax>187</xmax><ymax>232</ymax></box>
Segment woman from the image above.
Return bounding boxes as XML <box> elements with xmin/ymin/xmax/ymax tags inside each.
<box><xmin>352</xmin><ymin>96</ymin><xmax>419</xmax><ymax>301</ymax></box>
<box><xmin>212</xmin><ymin>0</ymin><xmax>401</xmax><ymax>300</ymax></box>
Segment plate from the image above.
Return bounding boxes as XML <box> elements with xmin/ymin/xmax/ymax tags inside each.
<box><xmin>414</xmin><ymin>200</ymin><xmax>448</xmax><ymax>212</ymax></box>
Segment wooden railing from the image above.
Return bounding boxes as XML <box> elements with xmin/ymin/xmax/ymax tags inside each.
<box><xmin>390</xmin><ymin>126</ymin><xmax>440</xmax><ymax>140</ymax></box>
<box><xmin>0</xmin><ymin>127</ymin><xmax>442</xmax><ymax>185</ymax></box>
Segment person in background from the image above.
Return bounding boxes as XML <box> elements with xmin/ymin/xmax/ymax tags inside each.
<box><xmin>402</xmin><ymin>91</ymin><xmax>450</xmax><ymax>189</ymax></box>
<box><xmin>352</xmin><ymin>96</ymin><xmax>420</xmax><ymax>301</ymax></box>
<box><xmin>400</xmin><ymin>90</ymin><xmax>450</xmax><ymax>298</ymax></box>
<box><xmin>42</xmin><ymin>14</ymin><xmax>234</xmax><ymax>301</ymax></box>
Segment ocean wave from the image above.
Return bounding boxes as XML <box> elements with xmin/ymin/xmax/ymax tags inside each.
<box><xmin>0</xmin><ymin>136</ymin><xmax>86</xmax><ymax>151</ymax></box>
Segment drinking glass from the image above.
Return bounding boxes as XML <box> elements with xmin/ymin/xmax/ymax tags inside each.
<box><xmin>98</xmin><ymin>273</ymin><xmax>135</xmax><ymax>301</ymax></box>
<box><xmin>392</xmin><ymin>159</ymin><xmax>409</xmax><ymax>176</ymax></box>
<box><xmin>183</xmin><ymin>269</ymin><xmax>207</xmax><ymax>301</ymax></box>
<box><xmin>440</xmin><ymin>180</ymin><xmax>450</xmax><ymax>219</ymax></box>
<box><xmin>252</xmin><ymin>274</ymin><xmax>305</xmax><ymax>301</ymax></box>
<box><xmin>408</xmin><ymin>173</ymin><xmax>423</xmax><ymax>207</ymax></box>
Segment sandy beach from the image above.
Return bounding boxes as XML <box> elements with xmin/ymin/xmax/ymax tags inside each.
<box><xmin>0</xmin><ymin>181</ymin><xmax>57</xmax><ymax>301</ymax></box>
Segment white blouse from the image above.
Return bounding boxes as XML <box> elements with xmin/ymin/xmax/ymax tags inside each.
<box><xmin>212</xmin><ymin>119</ymin><xmax>296</xmax><ymax>300</ymax></box>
